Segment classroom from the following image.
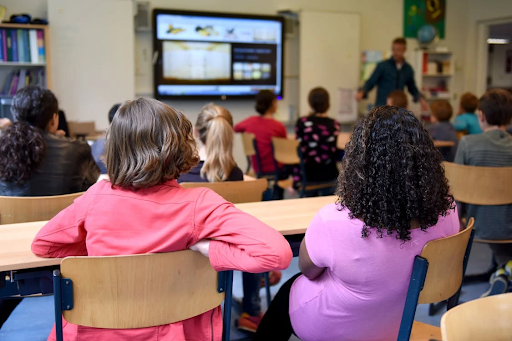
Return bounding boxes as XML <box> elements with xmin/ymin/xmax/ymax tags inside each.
<box><xmin>0</xmin><ymin>0</ymin><xmax>511</xmax><ymax>340</ymax></box>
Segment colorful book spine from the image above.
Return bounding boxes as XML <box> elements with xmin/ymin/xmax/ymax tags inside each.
<box><xmin>3</xmin><ymin>71</ymin><xmax>13</xmax><ymax>95</ymax></box>
<box><xmin>29</xmin><ymin>30</ymin><xmax>38</xmax><ymax>63</ymax></box>
<box><xmin>22</xmin><ymin>30</ymin><xmax>30</xmax><ymax>63</ymax></box>
<box><xmin>10</xmin><ymin>72</ymin><xmax>19</xmax><ymax>95</ymax></box>
<box><xmin>37</xmin><ymin>30</ymin><xmax>45</xmax><ymax>63</ymax></box>
<box><xmin>17</xmin><ymin>69</ymin><xmax>26</xmax><ymax>91</ymax></box>
<box><xmin>6</xmin><ymin>30</ymin><xmax>12</xmax><ymax>62</ymax></box>
<box><xmin>2</xmin><ymin>30</ymin><xmax>7</xmax><ymax>62</ymax></box>
<box><xmin>10</xmin><ymin>29</ymin><xmax>18</xmax><ymax>62</ymax></box>
<box><xmin>17</xmin><ymin>30</ymin><xmax>25</xmax><ymax>62</ymax></box>
<box><xmin>0</xmin><ymin>30</ymin><xmax>4</xmax><ymax>62</ymax></box>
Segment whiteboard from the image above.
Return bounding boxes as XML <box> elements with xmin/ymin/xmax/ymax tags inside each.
<box><xmin>48</xmin><ymin>0</ymin><xmax>135</xmax><ymax>130</ymax></box>
<box><xmin>299</xmin><ymin>11</ymin><xmax>360</xmax><ymax>123</ymax></box>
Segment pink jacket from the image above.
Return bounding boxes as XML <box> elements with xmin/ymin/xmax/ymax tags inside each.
<box><xmin>31</xmin><ymin>180</ymin><xmax>292</xmax><ymax>341</ymax></box>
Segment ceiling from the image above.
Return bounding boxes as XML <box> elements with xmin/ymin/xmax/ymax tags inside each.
<box><xmin>489</xmin><ymin>22</ymin><xmax>512</xmax><ymax>40</ymax></box>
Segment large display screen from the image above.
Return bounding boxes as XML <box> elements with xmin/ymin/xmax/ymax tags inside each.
<box><xmin>153</xmin><ymin>10</ymin><xmax>284</xmax><ymax>99</ymax></box>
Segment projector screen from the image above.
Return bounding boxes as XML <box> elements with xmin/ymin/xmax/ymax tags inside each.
<box><xmin>153</xmin><ymin>9</ymin><xmax>284</xmax><ymax>99</ymax></box>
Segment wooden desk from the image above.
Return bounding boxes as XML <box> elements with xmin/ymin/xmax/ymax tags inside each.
<box><xmin>0</xmin><ymin>196</ymin><xmax>336</xmax><ymax>272</ymax></box>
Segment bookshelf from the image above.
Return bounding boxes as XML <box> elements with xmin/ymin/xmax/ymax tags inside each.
<box><xmin>414</xmin><ymin>50</ymin><xmax>454</xmax><ymax>104</ymax></box>
<box><xmin>0</xmin><ymin>23</ymin><xmax>51</xmax><ymax>97</ymax></box>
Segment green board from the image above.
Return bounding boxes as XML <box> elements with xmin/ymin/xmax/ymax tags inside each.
<box><xmin>404</xmin><ymin>0</ymin><xmax>446</xmax><ymax>39</ymax></box>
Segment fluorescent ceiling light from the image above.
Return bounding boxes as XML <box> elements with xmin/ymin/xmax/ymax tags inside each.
<box><xmin>487</xmin><ymin>38</ymin><xmax>509</xmax><ymax>44</ymax></box>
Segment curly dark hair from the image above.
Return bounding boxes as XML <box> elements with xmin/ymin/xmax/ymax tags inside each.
<box><xmin>0</xmin><ymin>86</ymin><xmax>58</xmax><ymax>184</ymax></box>
<box><xmin>337</xmin><ymin>106</ymin><xmax>455</xmax><ymax>241</ymax></box>
<box><xmin>105</xmin><ymin>98</ymin><xmax>199</xmax><ymax>189</ymax></box>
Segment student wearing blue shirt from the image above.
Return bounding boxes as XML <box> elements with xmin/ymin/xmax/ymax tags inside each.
<box><xmin>356</xmin><ymin>37</ymin><xmax>428</xmax><ymax>110</ymax></box>
<box><xmin>453</xmin><ymin>92</ymin><xmax>483</xmax><ymax>134</ymax></box>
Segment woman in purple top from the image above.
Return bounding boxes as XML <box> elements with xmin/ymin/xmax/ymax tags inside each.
<box><xmin>255</xmin><ymin>106</ymin><xmax>459</xmax><ymax>341</ymax></box>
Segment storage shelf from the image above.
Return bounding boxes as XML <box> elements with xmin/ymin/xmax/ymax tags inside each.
<box><xmin>423</xmin><ymin>74</ymin><xmax>453</xmax><ymax>77</ymax></box>
<box><xmin>0</xmin><ymin>23</ymin><xmax>48</xmax><ymax>30</ymax></box>
<box><xmin>0</xmin><ymin>62</ymin><xmax>46</xmax><ymax>66</ymax></box>
<box><xmin>424</xmin><ymin>51</ymin><xmax>452</xmax><ymax>55</ymax></box>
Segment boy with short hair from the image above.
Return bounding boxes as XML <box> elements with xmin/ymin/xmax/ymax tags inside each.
<box><xmin>454</xmin><ymin>89</ymin><xmax>512</xmax><ymax>296</ymax></box>
<box><xmin>427</xmin><ymin>100</ymin><xmax>458</xmax><ymax>161</ymax></box>
<box><xmin>453</xmin><ymin>92</ymin><xmax>483</xmax><ymax>134</ymax></box>
<box><xmin>386</xmin><ymin>90</ymin><xmax>408</xmax><ymax>108</ymax></box>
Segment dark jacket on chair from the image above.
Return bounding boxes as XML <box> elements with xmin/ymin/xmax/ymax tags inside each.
<box><xmin>0</xmin><ymin>133</ymin><xmax>99</xmax><ymax>197</ymax></box>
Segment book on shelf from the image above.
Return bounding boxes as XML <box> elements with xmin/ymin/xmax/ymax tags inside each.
<box><xmin>1</xmin><ymin>69</ymin><xmax>45</xmax><ymax>95</ymax></box>
<box><xmin>0</xmin><ymin>28</ymin><xmax>46</xmax><ymax>63</ymax></box>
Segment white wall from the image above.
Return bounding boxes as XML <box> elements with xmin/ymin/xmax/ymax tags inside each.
<box><xmin>488</xmin><ymin>44</ymin><xmax>512</xmax><ymax>88</ymax></box>
<box><xmin>465</xmin><ymin>0</ymin><xmax>512</xmax><ymax>95</ymax></box>
<box><xmin>3</xmin><ymin>0</ymin><xmax>475</xmax><ymax>169</ymax></box>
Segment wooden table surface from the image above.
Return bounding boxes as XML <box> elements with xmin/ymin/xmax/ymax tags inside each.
<box><xmin>0</xmin><ymin>196</ymin><xmax>336</xmax><ymax>272</ymax></box>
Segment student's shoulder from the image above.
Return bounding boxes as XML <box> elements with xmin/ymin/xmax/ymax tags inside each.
<box><xmin>316</xmin><ymin>203</ymin><xmax>353</xmax><ymax>223</ymax></box>
<box><xmin>229</xmin><ymin>166</ymin><xmax>244</xmax><ymax>181</ymax></box>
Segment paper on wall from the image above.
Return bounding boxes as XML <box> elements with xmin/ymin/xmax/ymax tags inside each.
<box><xmin>338</xmin><ymin>88</ymin><xmax>357</xmax><ymax>123</ymax></box>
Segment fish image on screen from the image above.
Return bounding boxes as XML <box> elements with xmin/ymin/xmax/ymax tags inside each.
<box><xmin>163</xmin><ymin>42</ymin><xmax>231</xmax><ymax>82</ymax></box>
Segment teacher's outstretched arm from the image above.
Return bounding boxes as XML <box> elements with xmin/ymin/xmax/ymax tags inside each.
<box><xmin>406</xmin><ymin>69</ymin><xmax>429</xmax><ymax>111</ymax></box>
<box><xmin>356</xmin><ymin>63</ymin><xmax>383</xmax><ymax>101</ymax></box>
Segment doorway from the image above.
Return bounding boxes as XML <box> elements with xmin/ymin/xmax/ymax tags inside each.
<box><xmin>486</xmin><ymin>23</ymin><xmax>512</xmax><ymax>92</ymax></box>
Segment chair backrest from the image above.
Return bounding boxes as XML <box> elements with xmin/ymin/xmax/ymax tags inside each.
<box><xmin>240</xmin><ymin>132</ymin><xmax>256</xmax><ymax>157</ymax></box>
<box><xmin>59</xmin><ymin>251</ymin><xmax>225</xmax><ymax>329</ymax></box>
<box><xmin>434</xmin><ymin>140</ymin><xmax>456</xmax><ymax>148</ymax></box>
<box><xmin>271</xmin><ymin>137</ymin><xmax>300</xmax><ymax>165</ymax></box>
<box><xmin>0</xmin><ymin>192</ymin><xmax>84</xmax><ymax>224</ymax></box>
<box><xmin>180</xmin><ymin>179</ymin><xmax>268</xmax><ymax>203</ymax></box>
<box><xmin>444</xmin><ymin>162</ymin><xmax>512</xmax><ymax>205</ymax></box>
<box><xmin>68</xmin><ymin>121</ymin><xmax>97</xmax><ymax>138</ymax></box>
<box><xmin>418</xmin><ymin>218</ymin><xmax>474</xmax><ymax>304</ymax></box>
<box><xmin>336</xmin><ymin>132</ymin><xmax>351</xmax><ymax>150</ymax></box>
<box><xmin>441</xmin><ymin>292</ymin><xmax>512</xmax><ymax>341</ymax></box>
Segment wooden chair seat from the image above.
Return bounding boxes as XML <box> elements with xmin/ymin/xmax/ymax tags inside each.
<box><xmin>410</xmin><ymin>321</ymin><xmax>441</xmax><ymax>341</ymax></box>
<box><xmin>474</xmin><ymin>238</ymin><xmax>512</xmax><ymax>244</ymax></box>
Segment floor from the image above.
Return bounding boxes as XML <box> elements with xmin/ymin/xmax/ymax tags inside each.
<box><xmin>0</xmin><ymin>242</ymin><xmax>496</xmax><ymax>341</ymax></box>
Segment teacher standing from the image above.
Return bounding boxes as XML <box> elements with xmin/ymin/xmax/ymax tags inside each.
<box><xmin>356</xmin><ymin>37</ymin><xmax>428</xmax><ymax>109</ymax></box>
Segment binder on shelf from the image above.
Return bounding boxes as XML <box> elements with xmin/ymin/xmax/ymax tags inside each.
<box><xmin>6</xmin><ymin>30</ymin><xmax>12</xmax><ymax>62</ymax></box>
<box><xmin>3</xmin><ymin>71</ymin><xmax>13</xmax><ymax>95</ymax></box>
<box><xmin>22</xmin><ymin>30</ymin><xmax>30</xmax><ymax>63</ymax></box>
<box><xmin>17</xmin><ymin>29</ymin><xmax>24</xmax><ymax>62</ymax></box>
<box><xmin>36</xmin><ymin>30</ymin><xmax>45</xmax><ymax>63</ymax></box>
<box><xmin>17</xmin><ymin>69</ymin><xmax>26</xmax><ymax>92</ymax></box>
<box><xmin>0</xmin><ymin>29</ymin><xmax>4</xmax><ymax>62</ymax></box>
<box><xmin>1</xmin><ymin>30</ymin><xmax>6</xmax><ymax>62</ymax></box>
<box><xmin>10</xmin><ymin>29</ymin><xmax>18</xmax><ymax>62</ymax></box>
<box><xmin>29</xmin><ymin>29</ymin><xmax>38</xmax><ymax>63</ymax></box>
<box><xmin>9</xmin><ymin>72</ymin><xmax>19</xmax><ymax>95</ymax></box>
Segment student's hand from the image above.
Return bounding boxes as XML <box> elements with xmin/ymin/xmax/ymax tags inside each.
<box><xmin>0</xmin><ymin>118</ymin><xmax>12</xmax><ymax>130</ymax></box>
<box><xmin>55</xmin><ymin>129</ymin><xmax>66</xmax><ymax>136</ymax></box>
<box><xmin>420</xmin><ymin>97</ymin><xmax>429</xmax><ymax>112</ymax></box>
<box><xmin>189</xmin><ymin>239</ymin><xmax>210</xmax><ymax>258</ymax></box>
<box><xmin>355</xmin><ymin>91</ymin><xmax>364</xmax><ymax>102</ymax></box>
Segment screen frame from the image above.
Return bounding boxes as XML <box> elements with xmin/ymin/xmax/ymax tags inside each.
<box><xmin>152</xmin><ymin>8</ymin><xmax>285</xmax><ymax>100</ymax></box>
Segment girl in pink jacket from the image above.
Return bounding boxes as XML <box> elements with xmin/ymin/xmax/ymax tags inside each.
<box><xmin>31</xmin><ymin>98</ymin><xmax>292</xmax><ymax>341</ymax></box>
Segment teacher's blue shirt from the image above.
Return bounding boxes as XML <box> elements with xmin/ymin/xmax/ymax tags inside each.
<box><xmin>363</xmin><ymin>58</ymin><xmax>421</xmax><ymax>106</ymax></box>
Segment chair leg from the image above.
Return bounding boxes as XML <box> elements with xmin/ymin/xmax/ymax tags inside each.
<box><xmin>53</xmin><ymin>270</ymin><xmax>63</xmax><ymax>341</ymax></box>
<box><xmin>263</xmin><ymin>272</ymin><xmax>271</xmax><ymax>308</ymax></box>
<box><xmin>222</xmin><ymin>271</ymin><xmax>233</xmax><ymax>341</ymax></box>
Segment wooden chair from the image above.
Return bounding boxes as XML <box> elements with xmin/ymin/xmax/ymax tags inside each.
<box><xmin>180</xmin><ymin>178</ymin><xmax>272</xmax><ymax>306</ymax></box>
<box><xmin>441</xmin><ymin>292</ymin><xmax>512</xmax><ymax>341</ymax></box>
<box><xmin>397</xmin><ymin>219</ymin><xmax>475</xmax><ymax>341</ymax></box>
<box><xmin>53</xmin><ymin>251</ymin><xmax>233</xmax><ymax>341</ymax></box>
<box><xmin>240</xmin><ymin>132</ymin><xmax>256</xmax><ymax>175</ymax></box>
<box><xmin>336</xmin><ymin>132</ymin><xmax>351</xmax><ymax>150</ymax></box>
<box><xmin>0</xmin><ymin>192</ymin><xmax>84</xmax><ymax>225</ymax></box>
<box><xmin>180</xmin><ymin>179</ymin><xmax>268</xmax><ymax>204</ymax></box>
<box><xmin>456</xmin><ymin>130</ymin><xmax>467</xmax><ymax>141</ymax></box>
<box><xmin>444</xmin><ymin>162</ymin><xmax>512</xmax><ymax>277</ymax></box>
<box><xmin>271</xmin><ymin>137</ymin><xmax>337</xmax><ymax>198</ymax></box>
<box><xmin>433</xmin><ymin>140</ymin><xmax>456</xmax><ymax>148</ymax></box>
<box><xmin>68</xmin><ymin>121</ymin><xmax>97</xmax><ymax>140</ymax></box>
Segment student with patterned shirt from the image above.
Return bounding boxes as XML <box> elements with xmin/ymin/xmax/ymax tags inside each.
<box><xmin>294</xmin><ymin>88</ymin><xmax>340</xmax><ymax>194</ymax></box>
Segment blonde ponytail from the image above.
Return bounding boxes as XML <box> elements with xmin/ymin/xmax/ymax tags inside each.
<box><xmin>196</xmin><ymin>104</ymin><xmax>236</xmax><ymax>182</ymax></box>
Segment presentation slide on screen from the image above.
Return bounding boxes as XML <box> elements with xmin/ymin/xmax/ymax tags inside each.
<box><xmin>155</xmin><ymin>13</ymin><xmax>282</xmax><ymax>97</ymax></box>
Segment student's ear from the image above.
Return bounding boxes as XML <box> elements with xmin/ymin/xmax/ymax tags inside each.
<box><xmin>386</xmin><ymin>98</ymin><xmax>393</xmax><ymax>106</ymax></box>
<box><xmin>47</xmin><ymin>113</ymin><xmax>59</xmax><ymax>133</ymax></box>
<box><xmin>193</xmin><ymin>126</ymin><xmax>199</xmax><ymax>139</ymax></box>
<box><xmin>477</xmin><ymin>110</ymin><xmax>486</xmax><ymax>123</ymax></box>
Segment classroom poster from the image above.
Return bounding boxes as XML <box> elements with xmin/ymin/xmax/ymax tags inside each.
<box><xmin>361</xmin><ymin>50</ymin><xmax>383</xmax><ymax>81</ymax></box>
<box><xmin>404</xmin><ymin>0</ymin><xmax>446</xmax><ymax>39</ymax></box>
